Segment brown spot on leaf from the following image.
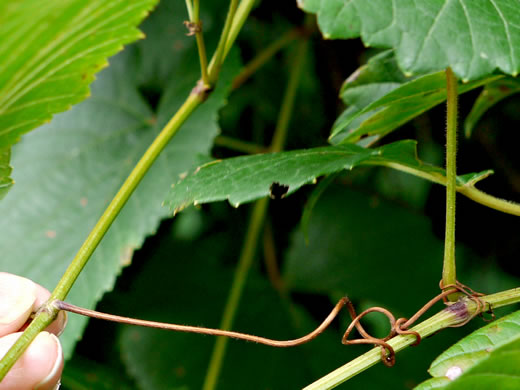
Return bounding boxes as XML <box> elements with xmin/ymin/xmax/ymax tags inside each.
<box><xmin>46</xmin><ymin>230</ymin><xmax>57</xmax><ymax>239</ymax></box>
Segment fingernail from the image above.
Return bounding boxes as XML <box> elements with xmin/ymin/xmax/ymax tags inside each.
<box><xmin>0</xmin><ymin>273</ymin><xmax>36</xmax><ymax>329</ymax></box>
<box><xmin>35</xmin><ymin>333</ymin><xmax>63</xmax><ymax>390</ymax></box>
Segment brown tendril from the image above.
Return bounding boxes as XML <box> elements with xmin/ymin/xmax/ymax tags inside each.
<box><xmin>53</xmin><ymin>282</ymin><xmax>489</xmax><ymax>368</ymax></box>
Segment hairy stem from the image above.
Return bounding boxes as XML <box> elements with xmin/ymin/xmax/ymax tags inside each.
<box><xmin>304</xmin><ymin>287</ymin><xmax>520</xmax><ymax>390</ymax></box>
<box><xmin>202</xmin><ymin>36</ymin><xmax>308</xmax><ymax>390</ymax></box>
<box><xmin>443</xmin><ymin>67</ymin><xmax>458</xmax><ymax>299</ymax></box>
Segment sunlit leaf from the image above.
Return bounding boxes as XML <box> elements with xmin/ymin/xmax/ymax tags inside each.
<box><xmin>0</xmin><ymin>0</ymin><xmax>158</xmax><ymax>195</ymax></box>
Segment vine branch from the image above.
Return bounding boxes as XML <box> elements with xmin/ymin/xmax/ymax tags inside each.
<box><xmin>185</xmin><ymin>0</ymin><xmax>210</xmax><ymax>87</ymax></box>
<box><xmin>443</xmin><ymin>67</ymin><xmax>458</xmax><ymax>300</ymax></box>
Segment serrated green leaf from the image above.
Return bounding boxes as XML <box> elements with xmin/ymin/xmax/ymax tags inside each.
<box><xmin>415</xmin><ymin>310</ymin><xmax>520</xmax><ymax>390</ymax></box>
<box><xmin>166</xmin><ymin>140</ymin><xmax>491</xmax><ymax>212</ymax></box>
<box><xmin>332</xmin><ymin>68</ymin><xmax>499</xmax><ymax>144</ymax></box>
<box><xmin>0</xmin><ymin>35</ymin><xmax>240</xmax><ymax>358</ymax></box>
<box><xmin>0</xmin><ymin>147</ymin><xmax>12</xmax><ymax>200</ymax></box>
<box><xmin>0</xmin><ymin>0</ymin><xmax>158</xmax><ymax>197</ymax></box>
<box><xmin>465</xmin><ymin>77</ymin><xmax>520</xmax><ymax>137</ymax></box>
<box><xmin>298</xmin><ymin>0</ymin><xmax>520</xmax><ymax>81</ymax></box>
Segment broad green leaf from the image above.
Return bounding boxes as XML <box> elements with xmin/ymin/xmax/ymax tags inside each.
<box><xmin>465</xmin><ymin>77</ymin><xmax>520</xmax><ymax>137</ymax></box>
<box><xmin>0</xmin><ymin>0</ymin><xmax>158</xmax><ymax>196</ymax></box>
<box><xmin>298</xmin><ymin>0</ymin><xmax>520</xmax><ymax>81</ymax></box>
<box><xmin>0</xmin><ymin>147</ymin><xmax>12</xmax><ymax>200</ymax></box>
<box><xmin>416</xmin><ymin>310</ymin><xmax>520</xmax><ymax>389</ymax></box>
<box><xmin>166</xmin><ymin>140</ymin><xmax>492</xmax><ymax>213</ymax></box>
<box><xmin>332</xmin><ymin>68</ymin><xmax>499</xmax><ymax>144</ymax></box>
<box><xmin>0</xmin><ymin>33</ymin><xmax>240</xmax><ymax>358</ymax></box>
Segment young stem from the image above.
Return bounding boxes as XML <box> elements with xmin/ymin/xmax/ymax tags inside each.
<box><xmin>207</xmin><ymin>0</ymin><xmax>239</xmax><ymax>84</ymax></box>
<box><xmin>201</xmin><ymin>37</ymin><xmax>309</xmax><ymax>390</ymax></box>
<box><xmin>191</xmin><ymin>0</ymin><xmax>210</xmax><ymax>86</ymax></box>
<box><xmin>443</xmin><ymin>67</ymin><xmax>458</xmax><ymax>299</ymax></box>
<box><xmin>304</xmin><ymin>287</ymin><xmax>520</xmax><ymax>390</ymax></box>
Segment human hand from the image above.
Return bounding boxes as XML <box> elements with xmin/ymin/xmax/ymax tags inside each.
<box><xmin>0</xmin><ymin>273</ymin><xmax>67</xmax><ymax>390</ymax></box>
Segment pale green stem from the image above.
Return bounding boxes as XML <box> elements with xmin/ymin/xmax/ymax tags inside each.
<box><xmin>0</xmin><ymin>93</ymin><xmax>204</xmax><ymax>380</ymax></box>
<box><xmin>185</xmin><ymin>0</ymin><xmax>193</xmax><ymax>19</ymax></box>
<box><xmin>304</xmin><ymin>287</ymin><xmax>520</xmax><ymax>390</ymax></box>
<box><xmin>213</xmin><ymin>135</ymin><xmax>267</xmax><ymax>154</ymax></box>
<box><xmin>207</xmin><ymin>0</ymin><xmax>239</xmax><ymax>84</ymax></box>
<box><xmin>270</xmin><ymin>40</ymin><xmax>307</xmax><ymax>152</ymax></box>
<box><xmin>443</xmin><ymin>67</ymin><xmax>458</xmax><ymax>298</ymax></box>
<box><xmin>379</xmin><ymin>162</ymin><xmax>520</xmax><ymax>216</ymax></box>
<box><xmin>191</xmin><ymin>0</ymin><xmax>210</xmax><ymax>87</ymax></box>
<box><xmin>222</xmin><ymin>0</ymin><xmax>261</xmax><ymax>61</ymax></box>
<box><xmin>202</xmin><ymin>37</ymin><xmax>308</xmax><ymax>390</ymax></box>
<box><xmin>201</xmin><ymin>197</ymin><xmax>269</xmax><ymax>390</ymax></box>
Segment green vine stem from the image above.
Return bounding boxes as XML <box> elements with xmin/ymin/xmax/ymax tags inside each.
<box><xmin>304</xmin><ymin>287</ymin><xmax>520</xmax><ymax>390</ymax></box>
<box><xmin>201</xmin><ymin>37</ymin><xmax>309</xmax><ymax>390</ymax></box>
<box><xmin>207</xmin><ymin>0</ymin><xmax>239</xmax><ymax>84</ymax></box>
<box><xmin>185</xmin><ymin>0</ymin><xmax>210</xmax><ymax>86</ymax></box>
<box><xmin>443</xmin><ymin>67</ymin><xmax>458</xmax><ymax>299</ymax></box>
<box><xmin>379</xmin><ymin>162</ymin><xmax>520</xmax><ymax>216</ymax></box>
<box><xmin>0</xmin><ymin>0</ymin><xmax>258</xmax><ymax>380</ymax></box>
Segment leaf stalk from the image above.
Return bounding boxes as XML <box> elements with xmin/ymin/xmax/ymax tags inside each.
<box><xmin>443</xmin><ymin>67</ymin><xmax>458</xmax><ymax>300</ymax></box>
